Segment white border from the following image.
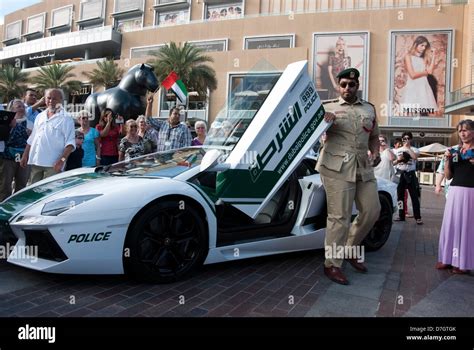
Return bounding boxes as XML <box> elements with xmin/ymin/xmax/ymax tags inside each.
<box><xmin>112</xmin><ymin>0</ymin><xmax>145</xmax><ymax>32</ymax></box>
<box><xmin>188</xmin><ymin>38</ymin><xmax>229</xmax><ymax>52</ymax></box>
<box><xmin>26</xmin><ymin>12</ymin><xmax>46</xmax><ymax>35</ymax></box>
<box><xmin>312</xmin><ymin>30</ymin><xmax>370</xmax><ymax>101</ymax></box>
<box><xmin>78</xmin><ymin>0</ymin><xmax>106</xmax><ymax>24</ymax></box>
<box><xmin>203</xmin><ymin>0</ymin><xmax>245</xmax><ymax>21</ymax></box>
<box><xmin>50</xmin><ymin>4</ymin><xmax>74</xmax><ymax>30</ymax></box>
<box><xmin>153</xmin><ymin>0</ymin><xmax>191</xmax><ymax>27</ymax></box>
<box><xmin>5</xmin><ymin>20</ymin><xmax>22</xmax><ymax>40</ymax></box>
<box><xmin>387</xmin><ymin>28</ymin><xmax>454</xmax><ymax>118</ymax></box>
<box><xmin>243</xmin><ymin>33</ymin><xmax>295</xmax><ymax>50</ymax></box>
<box><xmin>129</xmin><ymin>43</ymin><xmax>165</xmax><ymax>59</ymax></box>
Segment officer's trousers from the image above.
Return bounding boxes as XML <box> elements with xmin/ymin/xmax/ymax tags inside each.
<box><xmin>320</xmin><ymin>175</ymin><xmax>381</xmax><ymax>268</ymax></box>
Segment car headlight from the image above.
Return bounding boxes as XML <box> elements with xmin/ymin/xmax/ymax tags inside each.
<box><xmin>41</xmin><ymin>194</ymin><xmax>102</xmax><ymax>216</ymax></box>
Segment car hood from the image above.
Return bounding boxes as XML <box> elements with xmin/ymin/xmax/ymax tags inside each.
<box><xmin>0</xmin><ymin>172</ymin><xmax>171</xmax><ymax>222</ymax></box>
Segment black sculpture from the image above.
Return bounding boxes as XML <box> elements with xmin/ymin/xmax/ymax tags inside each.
<box><xmin>85</xmin><ymin>63</ymin><xmax>159</xmax><ymax>124</ymax></box>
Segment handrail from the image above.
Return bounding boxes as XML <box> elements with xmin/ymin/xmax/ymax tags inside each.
<box><xmin>448</xmin><ymin>84</ymin><xmax>474</xmax><ymax>105</ymax></box>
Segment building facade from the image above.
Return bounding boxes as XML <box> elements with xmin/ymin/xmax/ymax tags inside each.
<box><xmin>1</xmin><ymin>0</ymin><xmax>472</xmax><ymax>147</ymax></box>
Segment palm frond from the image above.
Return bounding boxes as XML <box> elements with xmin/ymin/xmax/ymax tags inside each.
<box><xmin>84</xmin><ymin>58</ymin><xmax>125</xmax><ymax>89</ymax></box>
<box><xmin>30</xmin><ymin>64</ymin><xmax>80</xmax><ymax>94</ymax></box>
<box><xmin>0</xmin><ymin>65</ymin><xmax>30</xmax><ymax>102</ymax></box>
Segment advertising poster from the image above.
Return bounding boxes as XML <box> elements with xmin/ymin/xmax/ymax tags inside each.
<box><xmin>313</xmin><ymin>32</ymin><xmax>369</xmax><ymax>100</ymax></box>
<box><xmin>389</xmin><ymin>30</ymin><xmax>453</xmax><ymax>117</ymax></box>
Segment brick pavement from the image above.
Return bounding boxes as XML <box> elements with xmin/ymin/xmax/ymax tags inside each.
<box><xmin>0</xmin><ymin>185</ymin><xmax>471</xmax><ymax>317</ymax></box>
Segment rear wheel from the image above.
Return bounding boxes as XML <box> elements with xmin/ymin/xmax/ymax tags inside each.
<box><xmin>363</xmin><ymin>194</ymin><xmax>393</xmax><ymax>252</ymax></box>
<box><xmin>124</xmin><ymin>200</ymin><xmax>208</xmax><ymax>283</ymax></box>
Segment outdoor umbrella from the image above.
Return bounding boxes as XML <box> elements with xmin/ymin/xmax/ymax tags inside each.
<box><xmin>418</xmin><ymin>142</ymin><xmax>448</xmax><ymax>153</ymax></box>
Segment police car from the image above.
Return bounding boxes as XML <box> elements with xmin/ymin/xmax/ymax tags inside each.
<box><xmin>0</xmin><ymin>61</ymin><xmax>397</xmax><ymax>283</ymax></box>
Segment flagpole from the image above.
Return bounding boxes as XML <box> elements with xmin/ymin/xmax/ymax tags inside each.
<box><xmin>185</xmin><ymin>94</ymin><xmax>189</xmax><ymax>123</ymax></box>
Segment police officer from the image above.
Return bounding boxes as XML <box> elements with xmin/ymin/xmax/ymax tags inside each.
<box><xmin>316</xmin><ymin>68</ymin><xmax>381</xmax><ymax>285</ymax></box>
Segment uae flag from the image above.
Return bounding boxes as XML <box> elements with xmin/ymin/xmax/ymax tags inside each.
<box><xmin>162</xmin><ymin>71</ymin><xmax>188</xmax><ymax>105</ymax></box>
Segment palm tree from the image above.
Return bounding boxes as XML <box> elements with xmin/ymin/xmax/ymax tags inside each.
<box><xmin>84</xmin><ymin>58</ymin><xmax>124</xmax><ymax>90</ymax></box>
<box><xmin>0</xmin><ymin>65</ymin><xmax>29</xmax><ymax>103</ymax></box>
<box><xmin>148</xmin><ymin>42</ymin><xmax>217</xmax><ymax>99</ymax></box>
<box><xmin>30</xmin><ymin>64</ymin><xmax>82</xmax><ymax>95</ymax></box>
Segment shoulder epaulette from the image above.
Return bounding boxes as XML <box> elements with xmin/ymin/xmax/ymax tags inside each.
<box><xmin>360</xmin><ymin>99</ymin><xmax>375</xmax><ymax>107</ymax></box>
<box><xmin>322</xmin><ymin>99</ymin><xmax>339</xmax><ymax>105</ymax></box>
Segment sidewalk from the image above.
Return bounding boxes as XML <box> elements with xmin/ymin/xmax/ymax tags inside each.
<box><xmin>307</xmin><ymin>185</ymin><xmax>474</xmax><ymax>317</ymax></box>
<box><xmin>0</xmin><ymin>186</ymin><xmax>472</xmax><ymax>317</ymax></box>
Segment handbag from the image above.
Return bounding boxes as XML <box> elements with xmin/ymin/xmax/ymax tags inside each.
<box><xmin>391</xmin><ymin>169</ymin><xmax>402</xmax><ymax>184</ymax></box>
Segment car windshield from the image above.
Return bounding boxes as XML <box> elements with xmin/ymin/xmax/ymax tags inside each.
<box><xmin>102</xmin><ymin>147</ymin><xmax>205</xmax><ymax>177</ymax></box>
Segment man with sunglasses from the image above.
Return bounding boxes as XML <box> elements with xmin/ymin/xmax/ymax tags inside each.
<box><xmin>393</xmin><ymin>131</ymin><xmax>422</xmax><ymax>224</ymax></box>
<box><xmin>316</xmin><ymin>68</ymin><xmax>381</xmax><ymax>285</ymax></box>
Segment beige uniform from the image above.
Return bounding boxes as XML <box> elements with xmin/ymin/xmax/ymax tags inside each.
<box><xmin>316</xmin><ymin>97</ymin><xmax>381</xmax><ymax>268</ymax></box>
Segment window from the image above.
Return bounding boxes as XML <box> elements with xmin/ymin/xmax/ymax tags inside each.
<box><xmin>130</xmin><ymin>44</ymin><xmax>165</xmax><ymax>59</ymax></box>
<box><xmin>114</xmin><ymin>0</ymin><xmax>144</xmax><ymax>13</ymax></box>
<box><xmin>205</xmin><ymin>2</ymin><xmax>243</xmax><ymax>21</ymax></box>
<box><xmin>78</xmin><ymin>0</ymin><xmax>105</xmax><ymax>29</ymax></box>
<box><xmin>160</xmin><ymin>90</ymin><xmax>208</xmax><ymax>113</ymax></box>
<box><xmin>228</xmin><ymin>73</ymin><xmax>281</xmax><ymax>112</ymax></box>
<box><xmin>155</xmin><ymin>0</ymin><xmax>187</xmax><ymax>4</ymax></box>
<box><xmin>4</xmin><ymin>20</ymin><xmax>22</xmax><ymax>43</ymax></box>
<box><xmin>116</xmin><ymin>17</ymin><xmax>143</xmax><ymax>33</ymax></box>
<box><xmin>156</xmin><ymin>9</ymin><xmax>189</xmax><ymax>26</ymax></box>
<box><xmin>26</xmin><ymin>13</ymin><xmax>46</xmax><ymax>36</ymax></box>
<box><xmin>188</xmin><ymin>39</ymin><xmax>228</xmax><ymax>52</ymax></box>
<box><xmin>51</xmin><ymin>5</ymin><xmax>73</xmax><ymax>29</ymax></box>
<box><xmin>244</xmin><ymin>35</ymin><xmax>295</xmax><ymax>50</ymax></box>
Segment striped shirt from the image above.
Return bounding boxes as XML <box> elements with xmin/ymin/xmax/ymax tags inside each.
<box><xmin>148</xmin><ymin>118</ymin><xmax>192</xmax><ymax>152</ymax></box>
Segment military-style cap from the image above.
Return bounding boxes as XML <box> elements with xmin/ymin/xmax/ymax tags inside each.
<box><xmin>336</xmin><ymin>68</ymin><xmax>360</xmax><ymax>81</ymax></box>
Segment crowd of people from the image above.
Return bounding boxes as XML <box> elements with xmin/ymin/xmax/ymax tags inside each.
<box><xmin>0</xmin><ymin>88</ymin><xmax>208</xmax><ymax>200</ymax></box>
<box><xmin>316</xmin><ymin>67</ymin><xmax>473</xmax><ymax>285</ymax></box>
<box><xmin>1</xmin><ymin>75</ymin><xmax>472</xmax><ymax>283</ymax></box>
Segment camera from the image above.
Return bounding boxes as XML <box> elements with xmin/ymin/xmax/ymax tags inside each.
<box><xmin>398</xmin><ymin>151</ymin><xmax>412</xmax><ymax>163</ymax></box>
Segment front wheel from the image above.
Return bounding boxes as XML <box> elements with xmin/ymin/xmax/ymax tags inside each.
<box><xmin>124</xmin><ymin>200</ymin><xmax>208</xmax><ymax>283</ymax></box>
<box><xmin>362</xmin><ymin>194</ymin><xmax>393</xmax><ymax>252</ymax></box>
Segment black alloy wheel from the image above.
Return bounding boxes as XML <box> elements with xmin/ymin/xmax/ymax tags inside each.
<box><xmin>362</xmin><ymin>194</ymin><xmax>393</xmax><ymax>252</ymax></box>
<box><xmin>124</xmin><ymin>200</ymin><xmax>208</xmax><ymax>283</ymax></box>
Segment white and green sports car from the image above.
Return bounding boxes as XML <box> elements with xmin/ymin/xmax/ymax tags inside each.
<box><xmin>0</xmin><ymin>61</ymin><xmax>397</xmax><ymax>283</ymax></box>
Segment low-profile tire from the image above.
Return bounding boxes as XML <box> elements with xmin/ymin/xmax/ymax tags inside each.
<box><xmin>124</xmin><ymin>200</ymin><xmax>208</xmax><ymax>283</ymax></box>
<box><xmin>363</xmin><ymin>194</ymin><xmax>393</xmax><ymax>252</ymax></box>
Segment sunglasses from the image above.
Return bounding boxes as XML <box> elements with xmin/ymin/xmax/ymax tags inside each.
<box><xmin>379</xmin><ymin>139</ymin><xmax>386</xmax><ymax>143</ymax></box>
<box><xmin>339</xmin><ymin>81</ymin><xmax>357</xmax><ymax>88</ymax></box>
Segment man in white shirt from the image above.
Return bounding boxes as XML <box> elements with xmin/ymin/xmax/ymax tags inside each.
<box><xmin>20</xmin><ymin>88</ymin><xmax>75</xmax><ymax>184</ymax></box>
<box><xmin>393</xmin><ymin>131</ymin><xmax>423</xmax><ymax>224</ymax></box>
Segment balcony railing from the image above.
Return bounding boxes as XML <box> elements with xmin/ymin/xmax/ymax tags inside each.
<box><xmin>448</xmin><ymin>84</ymin><xmax>474</xmax><ymax>106</ymax></box>
<box><xmin>388</xmin><ymin>116</ymin><xmax>452</xmax><ymax>128</ymax></box>
<box><xmin>0</xmin><ymin>26</ymin><xmax>121</xmax><ymax>61</ymax></box>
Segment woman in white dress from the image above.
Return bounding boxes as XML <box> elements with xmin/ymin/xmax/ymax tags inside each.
<box><xmin>400</xmin><ymin>36</ymin><xmax>438</xmax><ymax>115</ymax></box>
<box><xmin>374</xmin><ymin>134</ymin><xmax>395</xmax><ymax>181</ymax></box>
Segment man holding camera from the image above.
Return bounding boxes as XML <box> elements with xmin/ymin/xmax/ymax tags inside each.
<box><xmin>393</xmin><ymin>131</ymin><xmax>423</xmax><ymax>224</ymax></box>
